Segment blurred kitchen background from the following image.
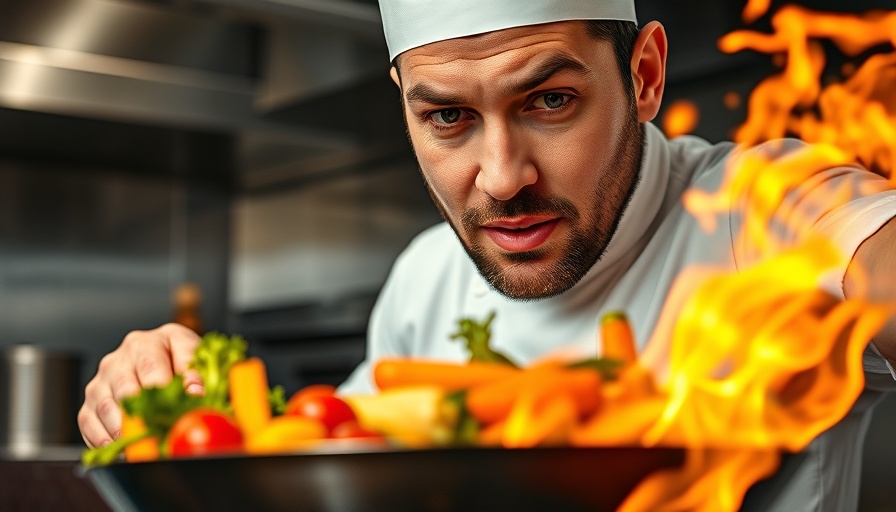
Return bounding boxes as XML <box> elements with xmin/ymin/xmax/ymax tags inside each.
<box><xmin>0</xmin><ymin>0</ymin><xmax>895</xmax><ymax>510</ymax></box>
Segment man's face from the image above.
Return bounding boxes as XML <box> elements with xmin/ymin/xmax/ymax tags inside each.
<box><xmin>396</xmin><ymin>21</ymin><xmax>644</xmax><ymax>299</ymax></box>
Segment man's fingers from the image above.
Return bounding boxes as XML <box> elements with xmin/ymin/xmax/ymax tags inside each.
<box><xmin>78</xmin><ymin>380</ymin><xmax>120</xmax><ymax>448</ymax></box>
<box><xmin>162</xmin><ymin>323</ymin><xmax>202</xmax><ymax>375</ymax></box>
<box><xmin>182</xmin><ymin>368</ymin><xmax>205</xmax><ymax>395</ymax></box>
<box><xmin>128</xmin><ymin>331</ymin><xmax>176</xmax><ymax>388</ymax></box>
<box><xmin>79</xmin><ymin>324</ymin><xmax>203</xmax><ymax>448</ymax></box>
<box><xmin>109</xmin><ymin>370</ymin><xmax>143</xmax><ymax>403</ymax></box>
<box><xmin>79</xmin><ymin>406</ymin><xmax>113</xmax><ymax>449</ymax></box>
<box><xmin>95</xmin><ymin>394</ymin><xmax>123</xmax><ymax>441</ymax></box>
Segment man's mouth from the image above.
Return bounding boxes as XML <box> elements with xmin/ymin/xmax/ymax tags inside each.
<box><xmin>481</xmin><ymin>216</ymin><xmax>561</xmax><ymax>252</ymax></box>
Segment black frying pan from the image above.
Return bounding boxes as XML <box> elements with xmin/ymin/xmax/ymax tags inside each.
<box><xmin>85</xmin><ymin>445</ymin><xmax>687</xmax><ymax>512</ymax></box>
<box><xmin>86</xmin><ymin>447</ymin><xmax>805</xmax><ymax>512</ymax></box>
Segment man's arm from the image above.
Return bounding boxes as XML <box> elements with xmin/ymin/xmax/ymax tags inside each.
<box><xmin>845</xmin><ymin>216</ymin><xmax>896</xmax><ymax>363</ymax></box>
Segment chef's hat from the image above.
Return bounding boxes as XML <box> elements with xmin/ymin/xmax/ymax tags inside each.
<box><xmin>378</xmin><ymin>0</ymin><xmax>638</xmax><ymax>61</ymax></box>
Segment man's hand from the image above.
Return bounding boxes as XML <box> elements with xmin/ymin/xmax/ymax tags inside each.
<box><xmin>78</xmin><ymin>323</ymin><xmax>202</xmax><ymax>448</ymax></box>
<box><xmin>845</xmin><ymin>216</ymin><xmax>896</xmax><ymax>364</ymax></box>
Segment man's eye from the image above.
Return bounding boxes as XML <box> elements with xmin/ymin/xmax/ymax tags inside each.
<box><xmin>533</xmin><ymin>93</ymin><xmax>569</xmax><ymax>110</ymax></box>
<box><xmin>430</xmin><ymin>108</ymin><xmax>463</xmax><ymax>125</ymax></box>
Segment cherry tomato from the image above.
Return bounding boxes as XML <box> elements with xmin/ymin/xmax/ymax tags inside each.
<box><xmin>167</xmin><ymin>408</ymin><xmax>243</xmax><ymax>458</ymax></box>
<box><xmin>289</xmin><ymin>384</ymin><xmax>337</xmax><ymax>402</ymax></box>
<box><xmin>330</xmin><ymin>420</ymin><xmax>383</xmax><ymax>440</ymax></box>
<box><xmin>286</xmin><ymin>393</ymin><xmax>357</xmax><ymax>434</ymax></box>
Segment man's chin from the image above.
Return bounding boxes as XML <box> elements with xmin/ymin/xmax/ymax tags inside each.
<box><xmin>478</xmin><ymin>255</ymin><xmax>578</xmax><ymax>301</ymax></box>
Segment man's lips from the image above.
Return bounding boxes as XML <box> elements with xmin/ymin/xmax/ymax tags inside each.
<box><xmin>481</xmin><ymin>216</ymin><xmax>561</xmax><ymax>252</ymax></box>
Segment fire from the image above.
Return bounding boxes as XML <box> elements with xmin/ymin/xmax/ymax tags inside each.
<box><xmin>570</xmin><ymin>237</ymin><xmax>892</xmax><ymax>510</ymax></box>
<box><xmin>661</xmin><ymin>100</ymin><xmax>700</xmax><ymax>138</ymax></box>
<box><xmin>723</xmin><ymin>91</ymin><xmax>741</xmax><ymax>110</ymax></box>
<box><xmin>742</xmin><ymin>0</ymin><xmax>772</xmax><ymax>24</ymax></box>
<box><xmin>573</xmin><ymin>3</ymin><xmax>896</xmax><ymax>510</ymax></box>
<box><xmin>718</xmin><ymin>6</ymin><xmax>896</xmax><ymax>181</ymax></box>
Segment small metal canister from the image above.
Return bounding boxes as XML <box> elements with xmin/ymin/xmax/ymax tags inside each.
<box><xmin>0</xmin><ymin>345</ymin><xmax>82</xmax><ymax>458</ymax></box>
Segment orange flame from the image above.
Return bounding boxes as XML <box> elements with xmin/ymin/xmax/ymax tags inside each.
<box><xmin>642</xmin><ymin>239</ymin><xmax>890</xmax><ymax>451</ymax></box>
<box><xmin>723</xmin><ymin>91</ymin><xmax>742</xmax><ymax>110</ymax></box>
<box><xmin>574</xmin><ymin>4</ymin><xmax>896</xmax><ymax>509</ymax></box>
<box><xmin>719</xmin><ymin>6</ymin><xmax>896</xmax><ymax>181</ymax></box>
<box><xmin>742</xmin><ymin>0</ymin><xmax>772</xmax><ymax>24</ymax></box>
<box><xmin>683</xmin><ymin>143</ymin><xmax>856</xmax><ymax>260</ymax></box>
<box><xmin>620</xmin><ymin>449</ymin><xmax>780</xmax><ymax>512</ymax></box>
<box><xmin>572</xmin><ymin>237</ymin><xmax>893</xmax><ymax>510</ymax></box>
<box><xmin>661</xmin><ymin>100</ymin><xmax>700</xmax><ymax>138</ymax></box>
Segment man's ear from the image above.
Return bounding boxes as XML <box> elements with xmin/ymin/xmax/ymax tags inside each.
<box><xmin>390</xmin><ymin>66</ymin><xmax>401</xmax><ymax>88</ymax></box>
<box><xmin>630</xmin><ymin>21</ymin><xmax>668</xmax><ymax>123</ymax></box>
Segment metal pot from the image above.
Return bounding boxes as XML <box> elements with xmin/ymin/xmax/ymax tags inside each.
<box><xmin>0</xmin><ymin>345</ymin><xmax>82</xmax><ymax>458</ymax></box>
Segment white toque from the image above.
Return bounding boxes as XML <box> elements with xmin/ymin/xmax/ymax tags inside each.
<box><xmin>378</xmin><ymin>0</ymin><xmax>638</xmax><ymax>61</ymax></box>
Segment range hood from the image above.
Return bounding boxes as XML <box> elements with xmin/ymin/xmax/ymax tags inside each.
<box><xmin>0</xmin><ymin>0</ymin><xmax>413</xmax><ymax>191</ymax></box>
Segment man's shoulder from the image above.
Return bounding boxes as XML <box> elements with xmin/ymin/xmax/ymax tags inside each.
<box><xmin>665</xmin><ymin>132</ymin><xmax>810</xmax><ymax>183</ymax></box>
<box><xmin>664</xmin><ymin>133</ymin><xmax>737</xmax><ymax>185</ymax></box>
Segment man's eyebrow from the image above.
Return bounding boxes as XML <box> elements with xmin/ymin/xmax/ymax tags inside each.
<box><xmin>403</xmin><ymin>52</ymin><xmax>590</xmax><ymax>106</ymax></box>
<box><xmin>405</xmin><ymin>83</ymin><xmax>465</xmax><ymax>106</ymax></box>
<box><xmin>504</xmin><ymin>53</ymin><xmax>591</xmax><ymax>97</ymax></box>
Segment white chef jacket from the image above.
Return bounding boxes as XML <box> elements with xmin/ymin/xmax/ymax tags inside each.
<box><xmin>340</xmin><ymin>122</ymin><xmax>896</xmax><ymax>511</ymax></box>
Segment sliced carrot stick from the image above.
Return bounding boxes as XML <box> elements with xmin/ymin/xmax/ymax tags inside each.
<box><xmin>466</xmin><ymin>366</ymin><xmax>602</xmax><ymax>425</ymax></box>
<box><xmin>603</xmin><ymin>363</ymin><xmax>659</xmax><ymax>402</ymax></box>
<box><xmin>373</xmin><ymin>359</ymin><xmax>520</xmax><ymax>391</ymax></box>
<box><xmin>503</xmin><ymin>391</ymin><xmax>578</xmax><ymax>448</ymax></box>
<box><xmin>571</xmin><ymin>395</ymin><xmax>667</xmax><ymax>447</ymax></box>
<box><xmin>477</xmin><ymin>419</ymin><xmax>507</xmax><ymax>446</ymax></box>
<box><xmin>600</xmin><ymin>311</ymin><xmax>638</xmax><ymax>364</ymax></box>
<box><xmin>121</xmin><ymin>413</ymin><xmax>159</xmax><ymax>462</ymax></box>
<box><xmin>465</xmin><ymin>365</ymin><xmax>555</xmax><ymax>424</ymax></box>
<box><xmin>229</xmin><ymin>357</ymin><xmax>272</xmax><ymax>436</ymax></box>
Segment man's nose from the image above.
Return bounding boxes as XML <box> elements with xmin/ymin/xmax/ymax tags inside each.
<box><xmin>474</xmin><ymin>123</ymin><xmax>537</xmax><ymax>201</ymax></box>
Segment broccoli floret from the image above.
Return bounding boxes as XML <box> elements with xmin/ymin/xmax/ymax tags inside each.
<box><xmin>189</xmin><ymin>332</ymin><xmax>248</xmax><ymax>411</ymax></box>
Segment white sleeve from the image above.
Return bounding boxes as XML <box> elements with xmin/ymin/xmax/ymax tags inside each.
<box><xmin>813</xmin><ymin>186</ymin><xmax>896</xmax><ymax>387</ymax></box>
<box><xmin>813</xmin><ymin>191</ymin><xmax>896</xmax><ymax>297</ymax></box>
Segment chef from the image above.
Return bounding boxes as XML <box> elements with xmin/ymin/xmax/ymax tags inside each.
<box><xmin>79</xmin><ymin>1</ymin><xmax>896</xmax><ymax>510</ymax></box>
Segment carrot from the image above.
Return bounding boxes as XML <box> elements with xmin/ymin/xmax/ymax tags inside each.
<box><xmin>121</xmin><ymin>413</ymin><xmax>159</xmax><ymax>462</ymax></box>
<box><xmin>373</xmin><ymin>359</ymin><xmax>520</xmax><ymax>391</ymax></box>
<box><xmin>603</xmin><ymin>363</ymin><xmax>659</xmax><ymax>402</ymax></box>
<box><xmin>502</xmin><ymin>391</ymin><xmax>578</xmax><ymax>448</ymax></box>
<box><xmin>466</xmin><ymin>365</ymin><xmax>602</xmax><ymax>425</ymax></box>
<box><xmin>600</xmin><ymin>311</ymin><xmax>638</xmax><ymax>364</ymax></box>
<box><xmin>229</xmin><ymin>357</ymin><xmax>272</xmax><ymax>436</ymax></box>
<box><xmin>571</xmin><ymin>395</ymin><xmax>667</xmax><ymax>447</ymax></box>
<box><xmin>477</xmin><ymin>419</ymin><xmax>507</xmax><ymax>446</ymax></box>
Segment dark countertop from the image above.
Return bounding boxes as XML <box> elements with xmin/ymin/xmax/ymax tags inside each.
<box><xmin>1</xmin><ymin>445</ymin><xmax>111</xmax><ymax>512</ymax></box>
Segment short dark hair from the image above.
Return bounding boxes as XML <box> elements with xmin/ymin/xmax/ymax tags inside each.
<box><xmin>392</xmin><ymin>20</ymin><xmax>641</xmax><ymax>93</ymax></box>
<box><xmin>583</xmin><ymin>20</ymin><xmax>640</xmax><ymax>99</ymax></box>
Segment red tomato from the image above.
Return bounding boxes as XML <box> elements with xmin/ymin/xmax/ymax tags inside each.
<box><xmin>330</xmin><ymin>420</ymin><xmax>382</xmax><ymax>440</ymax></box>
<box><xmin>289</xmin><ymin>384</ymin><xmax>337</xmax><ymax>402</ymax></box>
<box><xmin>286</xmin><ymin>393</ymin><xmax>357</xmax><ymax>434</ymax></box>
<box><xmin>167</xmin><ymin>408</ymin><xmax>244</xmax><ymax>458</ymax></box>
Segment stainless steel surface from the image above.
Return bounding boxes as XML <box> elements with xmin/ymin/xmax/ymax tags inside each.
<box><xmin>0</xmin><ymin>345</ymin><xmax>82</xmax><ymax>457</ymax></box>
<box><xmin>195</xmin><ymin>0</ymin><xmax>382</xmax><ymax>39</ymax></box>
<box><xmin>0</xmin><ymin>142</ymin><xmax>232</xmax><ymax>417</ymax></box>
<box><xmin>0</xmin><ymin>0</ymin><xmax>403</xmax><ymax>193</ymax></box>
